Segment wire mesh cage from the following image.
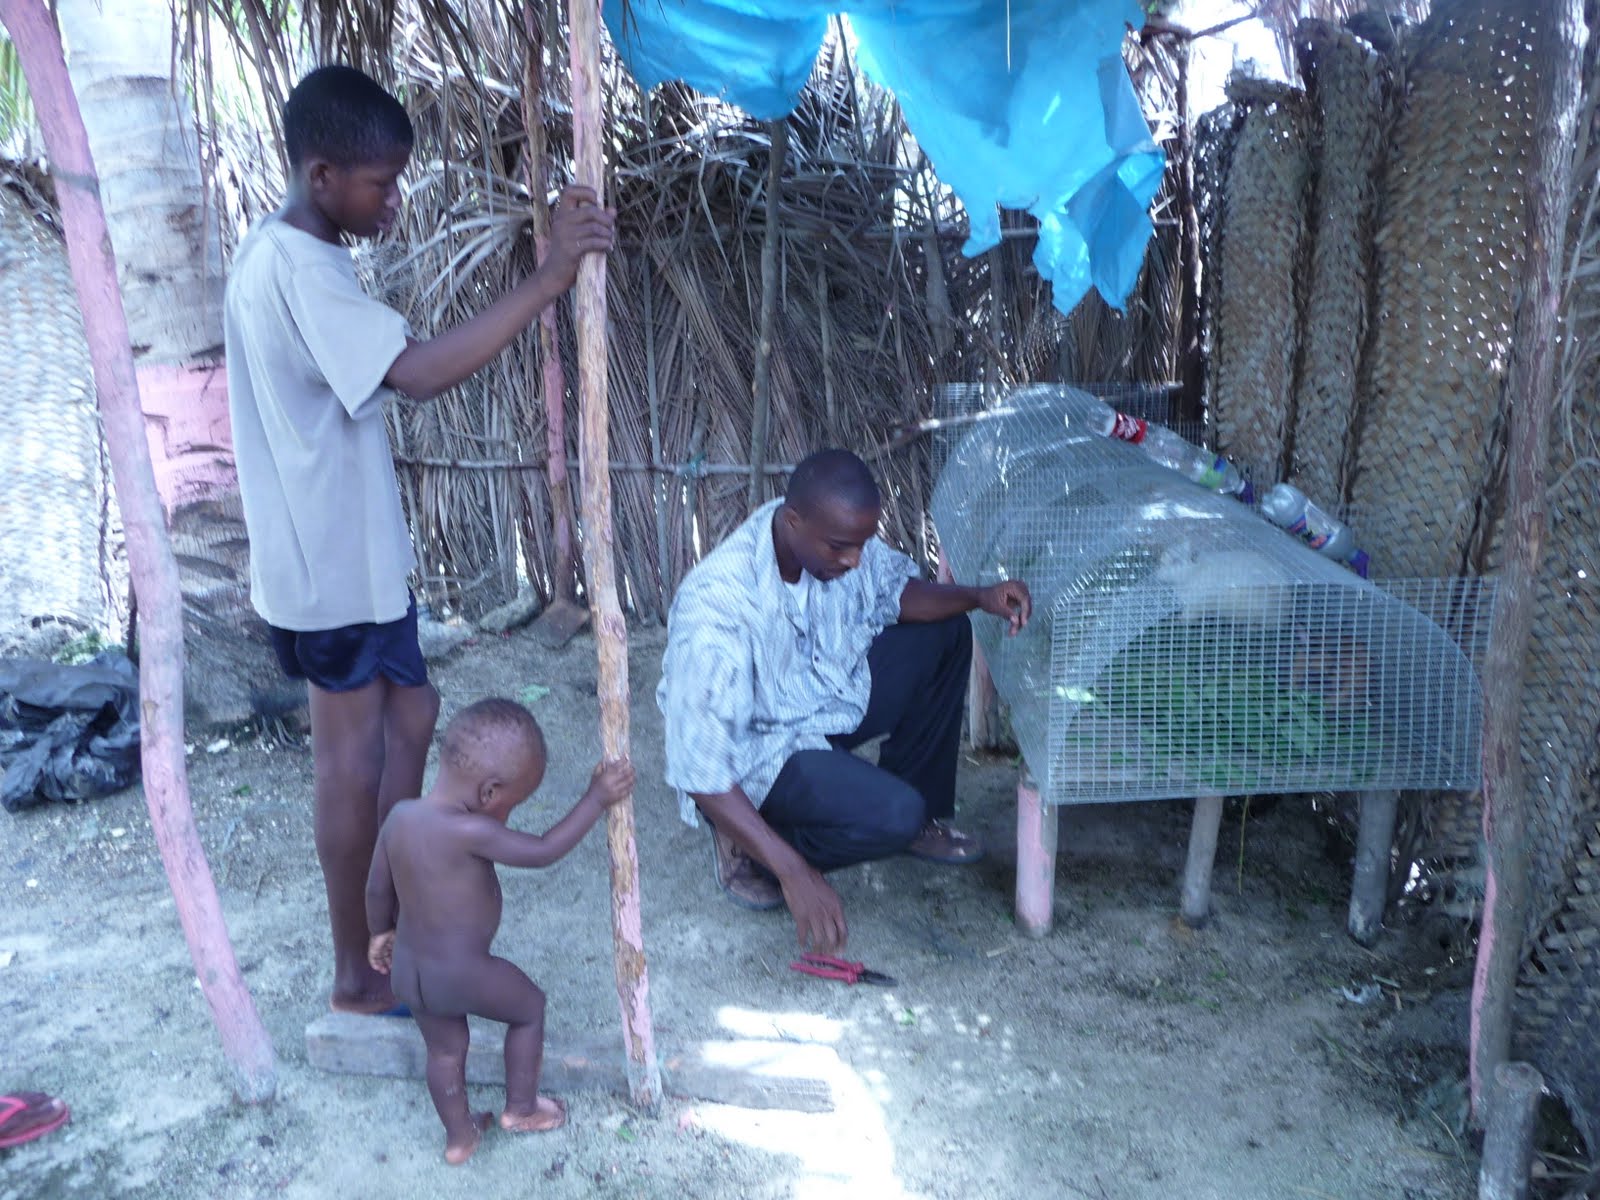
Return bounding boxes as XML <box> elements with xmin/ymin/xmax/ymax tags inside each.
<box><xmin>931</xmin><ymin>385</ymin><xmax>1494</xmax><ymax>806</ymax></box>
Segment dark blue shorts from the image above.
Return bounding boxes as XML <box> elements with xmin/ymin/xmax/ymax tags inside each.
<box><xmin>268</xmin><ymin>594</ymin><xmax>429</xmax><ymax>693</ymax></box>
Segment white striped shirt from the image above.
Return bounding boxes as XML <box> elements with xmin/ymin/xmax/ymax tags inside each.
<box><xmin>657</xmin><ymin>499</ymin><xmax>919</xmax><ymax>824</ymax></box>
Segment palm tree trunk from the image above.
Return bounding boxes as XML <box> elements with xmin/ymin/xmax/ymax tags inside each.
<box><xmin>0</xmin><ymin>0</ymin><xmax>276</xmax><ymax>1103</ymax></box>
<box><xmin>56</xmin><ymin>0</ymin><xmax>293</xmax><ymax>728</ymax></box>
<box><xmin>56</xmin><ymin>0</ymin><xmax>222</xmax><ymax>364</ymax></box>
<box><xmin>57</xmin><ymin>0</ymin><xmax>233</xmax><ymax>507</ymax></box>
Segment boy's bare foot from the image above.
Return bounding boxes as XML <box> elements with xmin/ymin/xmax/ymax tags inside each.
<box><xmin>500</xmin><ymin>1095</ymin><xmax>566</xmax><ymax>1133</ymax></box>
<box><xmin>444</xmin><ymin>1111</ymin><xmax>494</xmax><ymax>1165</ymax></box>
<box><xmin>330</xmin><ymin>988</ymin><xmax>402</xmax><ymax>1016</ymax></box>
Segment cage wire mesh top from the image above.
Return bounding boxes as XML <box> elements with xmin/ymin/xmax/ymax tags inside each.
<box><xmin>931</xmin><ymin>386</ymin><xmax>1493</xmax><ymax>806</ymax></box>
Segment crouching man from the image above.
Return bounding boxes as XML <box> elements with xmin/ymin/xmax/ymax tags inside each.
<box><xmin>657</xmin><ymin>449</ymin><xmax>1031</xmax><ymax>952</ymax></box>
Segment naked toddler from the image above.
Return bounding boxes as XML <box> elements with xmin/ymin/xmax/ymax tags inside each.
<box><xmin>365</xmin><ymin>697</ymin><xmax>634</xmax><ymax>1165</ymax></box>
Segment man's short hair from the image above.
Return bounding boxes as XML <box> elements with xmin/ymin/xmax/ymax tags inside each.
<box><xmin>785</xmin><ymin>450</ymin><xmax>880</xmax><ymax>518</ymax></box>
<box><xmin>441</xmin><ymin>698</ymin><xmax>546</xmax><ymax>776</ymax></box>
<box><xmin>283</xmin><ymin>66</ymin><xmax>414</xmax><ymax>168</ymax></box>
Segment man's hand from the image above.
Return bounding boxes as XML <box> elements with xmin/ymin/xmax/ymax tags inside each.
<box><xmin>540</xmin><ymin>185</ymin><xmax>616</xmax><ymax>292</ymax></box>
<box><xmin>585</xmin><ymin>758</ymin><xmax>637</xmax><ymax>809</ymax></box>
<box><xmin>780</xmin><ymin>866</ymin><xmax>848</xmax><ymax>954</ymax></box>
<box><xmin>367</xmin><ymin>930</ymin><xmax>395</xmax><ymax>975</ymax></box>
<box><xmin>980</xmin><ymin>579</ymin><xmax>1033</xmax><ymax>635</ymax></box>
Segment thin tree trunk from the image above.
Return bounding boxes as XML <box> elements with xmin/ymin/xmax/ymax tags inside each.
<box><xmin>1</xmin><ymin>0</ymin><xmax>275</xmax><ymax>1102</ymax></box>
<box><xmin>565</xmin><ymin>0</ymin><xmax>661</xmax><ymax>1110</ymax></box>
<box><xmin>523</xmin><ymin>3</ymin><xmax>580</xmax><ymax>608</ymax></box>
<box><xmin>1468</xmin><ymin>0</ymin><xmax>1586</xmax><ymax>1123</ymax></box>
<box><xmin>747</xmin><ymin>118</ymin><xmax>787</xmax><ymax>511</ymax></box>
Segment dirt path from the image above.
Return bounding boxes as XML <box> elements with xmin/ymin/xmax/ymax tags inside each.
<box><xmin>1</xmin><ymin>625</ymin><xmax>1473</xmax><ymax>1198</ymax></box>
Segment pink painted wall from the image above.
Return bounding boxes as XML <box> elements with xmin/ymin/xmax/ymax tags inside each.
<box><xmin>137</xmin><ymin>362</ymin><xmax>236</xmax><ymax>513</ymax></box>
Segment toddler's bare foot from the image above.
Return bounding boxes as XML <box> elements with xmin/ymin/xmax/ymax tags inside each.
<box><xmin>444</xmin><ymin>1111</ymin><xmax>494</xmax><ymax>1165</ymax></box>
<box><xmin>500</xmin><ymin>1095</ymin><xmax>566</xmax><ymax>1133</ymax></box>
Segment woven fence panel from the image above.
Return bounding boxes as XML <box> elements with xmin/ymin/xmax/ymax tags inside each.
<box><xmin>1513</xmin><ymin>408</ymin><xmax>1600</xmax><ymax>1149</ymax></box>
<box><xmin>1345</xmin><ymin>0</ymin><xmax>1536</xmax><ymax>579</ymax></box>
<box><xmin>1206</xmin><ymin>81</ymin><xmax>1312</xmax><ymax>476</ymax></box>
<box><xmin>1511</xmin><ymin>3</ymin><xmax>1600</xmax><ymax>1148</ymax></box>
<box><xmin>0</xmin><ymin>185</ymin><xmax>112</xmax><ymax>650</ymax></box>
<box><xmin>1289</xmin><ymin>21</ymin><xmax>1393</xmax><ymax>505</ymax></box>
<box><xmin>1520</xmin><ymin>813</ymin><xmax>1600</xmax><ymax>1152</ymax></box>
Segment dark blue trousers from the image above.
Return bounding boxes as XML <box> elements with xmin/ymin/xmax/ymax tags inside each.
<box><xmin>759</xmin><ymin>615</ymin><xmax>973</xmax><ymax>871</ymax></box>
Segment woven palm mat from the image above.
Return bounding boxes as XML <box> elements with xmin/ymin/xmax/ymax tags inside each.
<box><xmin>1206</xmin><ymin>79</ymin><xmax>1311</xmax><ymax>474</ymax></box>
<box><xmin>1512</xmin><ymin>28</ymin><xmax>1600</xmax><ymax>1142</ymax></box>
<box><xmin>1287</xmin><ymin>21</ymin><xmax>1394</xmax><ymax>505</ymax></box>
<box><xmin>1512</xmin><ymin>433</ymin><xmax>1600</xmax><ymax>1150</ymax></box>
<box><xmin>0</xmin><ymin>184</ymin><xmax>110</xmax><ymax>643</ymax></box>
<box><xmin>1344</xmin><ymin>0</ymin><xmax>1537</xmax><ymax>578</ymax></box>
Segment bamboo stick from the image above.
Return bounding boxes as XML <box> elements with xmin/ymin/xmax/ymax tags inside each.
<box><xmin>815</xmin><ymin>264</ymin><xmax>836</xmax><ymax>435</ymax></box>
<box><xmin>747</xmin><ymin>118</ymin><xmax>788</xmax><ymax>510</ymax></box>
<box><xmin>393</xmin><ymin>456</ymin><xmax>798</xmax><ymax>474</ymax></box>
<box><xmin>565</xmin><ymin>0</ymin><xmax>661</xmax><ymax>1110</ymax></box>
<box><xmin>523</xmin><ymin>4</ymin><xmax>581</xmax><ymax>609</ymax></box>
<box><xmin>643</xmin><ymin>254</ymin><xmax>672</xmax><ymax>620</ymax></box>
<box><xmin>1468</xmin><ymin>0</ymin><xmax>1585</xmax><ymax>1125</ymax></box>
<box><xmin>1</xmin><ymin>0</ymin><xmax>276</xmax><ymax>1101</ymax></box>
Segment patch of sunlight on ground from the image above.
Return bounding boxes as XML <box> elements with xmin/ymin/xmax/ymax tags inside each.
<box><xmin>715</xmin><ymin>1005</ymin><xmax>846</xmax><ymax>1044</ymax></box>
<box><xmin>703</xmin><ymin>1005</ymin><xmax>910</xmax><ymax>1199</ymax></box>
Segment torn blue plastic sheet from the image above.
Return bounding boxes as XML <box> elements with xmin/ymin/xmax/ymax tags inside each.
<box><xmin>602</xmin><ymin>0</ymin><xmax>1164</xmax><ymax>314</ymax></box>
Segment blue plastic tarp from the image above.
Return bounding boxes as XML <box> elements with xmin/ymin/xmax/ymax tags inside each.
<box><xmin>602</xmin><ymin>0</ymin><xmax>1164</xmax><ymax>313</ymax></box>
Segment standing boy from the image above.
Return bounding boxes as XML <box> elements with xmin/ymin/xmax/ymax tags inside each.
<box><xmin>224</xmin><ymin>65</ymin><xmax>614</xmax><ymax>1015</ymax></box>
<box><xmin>366</xmin><ymin>698</ymin><xmax>633</xmax><ymax>1165</ymax></box>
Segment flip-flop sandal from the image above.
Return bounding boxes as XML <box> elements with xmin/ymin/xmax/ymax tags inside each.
<box><xmin>0</xmin><ymin>1093</ymin><xmax>70</xmax><ymax>1149</ymax></box>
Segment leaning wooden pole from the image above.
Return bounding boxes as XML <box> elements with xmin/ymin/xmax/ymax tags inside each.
<box><xmin>746</xmin><ymin>118</ymin><xmax>787</xmax><ymax>510</ymax></box>
<box><xmin>522</xmin><ymin>4</ymin><xmax>583</xmax><ymax>624</ymax></box>
<box><xmin>1</xmin><ymin>0</ymin><xmax>276</xmax><ymax>1101</ymax></box>
<box><xmin>565</xmin><ymin>0</ymin><xmax>662</xmax><ymax>1109</ymax></box>
<box><xmin>1468</xmin><ymin>0</ymin><xmax>1585</xmax><ymax>1123</ymax></box>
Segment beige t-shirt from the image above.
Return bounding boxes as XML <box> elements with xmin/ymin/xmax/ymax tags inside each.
<box><xmin>224</xmin><ymin>218</ymin><xmax>415</xmax><ymax>631</ymax></box>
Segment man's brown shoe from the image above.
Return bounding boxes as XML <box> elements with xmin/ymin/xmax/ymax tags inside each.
<box><xmin>906</xmin><ymin>818</ymin><xmax>985</xmax><ymax>864</ymax></box>
<box><xmin>710</xmin><ymin>826</ymin><xmax>784</xmax><ymax>910</ymax></box>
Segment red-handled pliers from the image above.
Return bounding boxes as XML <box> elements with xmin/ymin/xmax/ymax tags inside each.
<box><xmin>789</xmin><ymin>953</ymin><xmax>897</xmax><ymax>986</ymax></box>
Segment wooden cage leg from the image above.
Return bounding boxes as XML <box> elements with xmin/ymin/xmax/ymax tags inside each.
<box><xmin>1015</xmin><ymin>771</ymin><xmax>1058</xmax><ymax>937</ymax></box>
<box><xmin>1348</xmin><ymin>789</ymin><xmax>1400</xmax><ymax>946</ymax></box>
<box><xmin>1179</xmin><ymin>795</ymin><xmax>1225</xmax><ymax>929</ymax></box>
<box><xmin>937</xmin><ymin>548</ymin><xmax>1000</xmax><ymax>751</ymax></box>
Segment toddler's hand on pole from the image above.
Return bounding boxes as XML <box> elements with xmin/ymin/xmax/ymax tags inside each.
<box><xmin>585</xmin><ymin>757</ymin><xmax>636</xmax><ymax>809</ymax></box>
<box><xmin>367</xmin><ymin>930</ymin><xmax>395</xmax><ymax>975</ymax></box>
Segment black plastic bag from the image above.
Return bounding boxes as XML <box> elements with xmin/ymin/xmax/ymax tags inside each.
<box><xmin>0</xmin><ymin>652</ymin><xmax>141</xmax><ymax>812</ymax></box>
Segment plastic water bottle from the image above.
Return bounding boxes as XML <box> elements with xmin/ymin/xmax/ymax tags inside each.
<box><xmin>1128</xmin><ymin>422</ymin><xmax>1254</xmax><ymax>504</ymax></box>
<box><xmin>1040</xmin><ymin>387</ymin><xmax>1253</xmax><ymax>502</ymax></box>
<box><xmin>1260</xmin><ymin>483</ymin><xmax>1370</xmax><ymax>577</ymax></box>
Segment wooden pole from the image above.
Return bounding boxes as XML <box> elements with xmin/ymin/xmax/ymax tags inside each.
<box><xmin>1478</xmin><ymin>1062</ymin><xmax>1543</xmax><ymax>1200</ymax></box>
<box><xmin>1468</xmin><ymin>0</ymin><xmax>1585</xmax><ymax>1123</ymax></box>
<box><xmin>522</xmin><ymin>4</ymin><xmax>585</xmax><ymax>631</ymax></box>
<box><xmin>747</xmin><ymin>118</ymin><xmax>788</xmax><ymax>511</ymax></box>
<box><xmin>1</xmin><ymin>0</ymin><xmax>275</xmax><ymax>1101</ymax></box>
<box><xmin>1180</xmin><ymin>794</ymin><xmax>1225</xmax><ymax>928</ymax></box>
<box><xmin>1347</xmin><ymin>789</ymin><xmax>1399</xmax><ymax>946</ymax></box>
<box><xmin>564</xmin><ymin>0</ymin><xmax>661</xmax><ymax>1110</ymax></box>
<box><xmin>1015</xmin><ymin>772</ymin><xmax>1057</xmax><ymax>937</ymax></box>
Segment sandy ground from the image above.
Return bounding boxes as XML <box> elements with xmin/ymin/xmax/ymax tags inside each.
<box><xmin>2</xmin><ymin>623</ymin><xmax>1478</xmax><ymax>1199</ymax></box>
